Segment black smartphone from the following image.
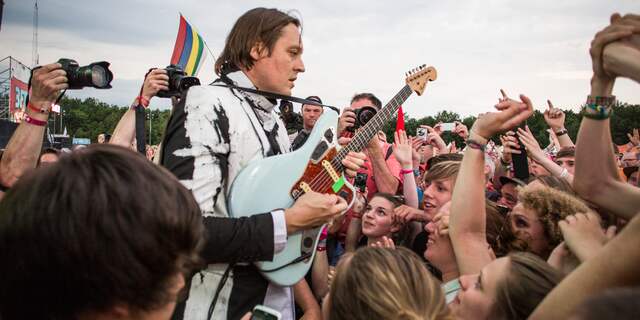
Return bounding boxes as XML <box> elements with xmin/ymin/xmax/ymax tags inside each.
<box><xmin>512</xmin><ymin>123</ymin><xmax>530</xmax><ymax>181</ymax></box>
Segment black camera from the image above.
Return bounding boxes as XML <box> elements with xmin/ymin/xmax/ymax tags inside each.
<box><xmin>157</xmin><ymin>64</ymin><xmax>201</xmax><ymax>98</ymax></box>
<box><xmin>57</xmin><ymin>58</ymin><xmax>113</xmax><ymax>89</ymax></box>
<box><xmin>347</xmin><ymin>106</ymin><xmax>377</xmax><ymax>132</ymax></box>
<box><xmin>354</xmin><ymin>172</ymin><xmax>368</xmax><ymax>193</ymax></box>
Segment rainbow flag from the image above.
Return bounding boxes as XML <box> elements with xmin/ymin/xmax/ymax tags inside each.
<box><xmin>170</xmin><ymin>14</ymin><xmax>207</xmax><ymax>76</ymax></box>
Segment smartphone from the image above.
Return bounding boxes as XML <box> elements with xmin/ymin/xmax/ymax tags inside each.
<box><xmin>251</xmin><ymin>305</ymin><xmax>282</xmax><ymax>320</ymax></box>
<box><xmin>416</xmin><ymin>127</ymin><xmax>427</xmax><ymax>141</ymax></box>
<box><xmin>512</xmin><ymin>124</ymin><xmax>530</xmax><ymax>181</ymax></box>
<box><xmin>440</xmin><ymin>122</ymin><xmax>456</xmax><ymax>131</ymax></box>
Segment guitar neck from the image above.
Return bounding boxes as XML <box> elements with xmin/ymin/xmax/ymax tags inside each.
<box><xmin>335</xmin><ymin>85</ymin><xmax>413</xmax><ymax>165</ymax></box>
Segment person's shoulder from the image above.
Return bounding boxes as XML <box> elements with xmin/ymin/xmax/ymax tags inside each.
<box><xmin>182</xmin><ymin>84</ymin><xmax>243</xmax><ymax>111</ymax></box>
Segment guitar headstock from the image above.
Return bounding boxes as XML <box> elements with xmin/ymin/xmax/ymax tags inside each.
<box><xmin>405</xmin><ymin>65</ymin><xmax>437</xmax><ymax>96</ymax></box>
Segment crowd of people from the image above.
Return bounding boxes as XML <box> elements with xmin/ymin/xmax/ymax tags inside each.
<box><xmin>0</xmin><ymin>7</ymin><xmax>640</xmax><ymax>320</ymax></box>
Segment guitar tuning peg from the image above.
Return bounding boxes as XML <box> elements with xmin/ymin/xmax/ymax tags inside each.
<box><xmin>422</xmin><ymin>64</ymin><xmax>426</xmax><ymax>68</ymax></box>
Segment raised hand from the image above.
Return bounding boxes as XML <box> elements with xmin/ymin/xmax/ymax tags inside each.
<box><xmin>558</xmin><ymin>211</ymin><xmax>609</xmax><ymax>262</ymax></box>
<box><xmin>141</xmin><ymin>68</ymin><xmax>169</xmax><ymax>102</ymax></box>
<box><xmin>454</xmin><ymin>121</ymin><xmax>469</xmax><ymax>139</ymax></box>
<box><xmin>420</xmin><ymin>125</ymin><xmax>448</xmax><ymax>153</ymax></box>
<box><xmin>30</xmin><ymin>63</ymin><xmax>68</xmax><ymax>109</ymax></box>
<box><xmin>499</xmin><ymin>131</ymin><xmax>520</xmax><ymax>163</ymax></box>
<box><xmin>337</xmin><ymin>107</ymin><xmax>356</xmax><ymax>135</ymax></box>
<box><xmin>590</xmin><ymin>13</ymin><xmax>639</xmax><ymax>93</ymax></box>
<box><xmin>543</xmin><ymin>100</ymin><xmax>566</xmax><ymax>131</ymax></box>
<box><xmin>471</xmin><ymin>93</ymin><xmax>534</xmax><ymax>141</ymax></box>
<box><xmin>517</xmin><ymin>126</ymin><xmax>546</xmax><ymax>164</ymax></box>
<box><xmin>393</xmin><ymin>130</ymin><xmax>413</xmax><ymax>168</ymax></box>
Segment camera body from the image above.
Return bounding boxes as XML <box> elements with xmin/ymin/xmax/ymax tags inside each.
<box><xmin>354</xmin><ymin>172</ymin><xmax>368</xmax><ymax>193</ymax></box>
<box><xmin>157</xmin><ymin>64</ymin><xmax>201</xmax><ymax>98</ymax></box>
<box><xmin>347</xmin><ymin>106</ymin><xmax>377</xmax><ymax>132</ymax></box>
<box><xmin>57</xmin><ymin>58</ymin><xmax>113</xmax><ymax>89</ymax></box>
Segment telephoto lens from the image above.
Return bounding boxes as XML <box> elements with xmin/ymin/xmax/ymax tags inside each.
<box><xmin>57</xmin><ymin>58</ymin><xmax>113</xmax><ymax>89</ymax></box>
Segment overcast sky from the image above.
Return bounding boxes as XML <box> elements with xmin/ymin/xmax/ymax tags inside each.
<box><xmin>2</xmin><ymin>0</ymin><xmax>639</xmax><ymax>118</ymax></box>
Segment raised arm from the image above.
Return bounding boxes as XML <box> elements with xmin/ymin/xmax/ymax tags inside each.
<box><xmin>111</xmin><ymin>68</ymin><xmax>168</xmax><ymax>148</ymax></box>
<box><xmin>0</xmin><ymin>63</ymin><xmax>66</xmax><ymax>190</ymax></box>
<box><xmin>393</xmin><ymin>130</ymin><xmax>418</xmax><ymax>208</ymax></box>
<box><xmin>544</xmin><ymin>100</ymin><xmax>574</xmax><ymax>148</ymax></box>
<box><xmin>449</xmin><ymin>94</ymin><xmax>533</xmax><ymax>275</ymax></box>
<box><xmin>517</xmin><ymin>126</ymin><xmax>574</xmax><ymax>184</ymax></box>
<box><xmin>573</xmin><ymin>13</ymin><xmax>640</xmax><ymax>220</ymax></box>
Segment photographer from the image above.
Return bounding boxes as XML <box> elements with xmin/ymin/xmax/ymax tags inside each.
<box><xmin>338</xmin><ymin>93</ymin><xmax>403</xmax><ymax>198</ymax></box>
<box><xmin>110</xmin><ymin>68</ymin><xmax>169</xmax><ymax>149</ymax></box>
<box><xmin>0</xmin><ymin>62</ymin><xmax>66</xmax><ymax>197</ymax></box>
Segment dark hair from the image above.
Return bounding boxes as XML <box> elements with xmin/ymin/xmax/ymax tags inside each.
<box><xmin>556</xmin><ymin>146</ymin><xmax>575</xmax><ymax>159</ymax></box>
<box><xmin>491</xmin><ymin>252</ymin><xmax>563</xmax><ymax>319</ymax></box>
<box><xmin>571</xmin><ymin>287</ymin><xmax>640</xmax><ymax>320</ymax></box>
<box><xmin>370</xmin><ymin>192</ymin><xmax>412</xmax><ymax>247</ymax></box>
<box><xmin>351</xmin><ymin>93</ymin><xmax>382</xmax><ymax>109</ymax></box>
<box><xmin>215</xmin><ymin>7</ymin><xmax>301</xmax><ymax>74</ymax></box>
<box><xmin>37</xmin><ymin>147</ymin><xmax>61</xmax><ymax>166</ymax></box>
<box><xmin>0</xmin><ymin>144</ymin><xmax>204</xmax><ymax>319</ymax></box>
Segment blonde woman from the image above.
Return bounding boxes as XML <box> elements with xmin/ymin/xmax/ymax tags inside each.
<box><xmin>324</xmin><ymin>247</ymin><xmax>452</xmax><ymax>320</ymax></box>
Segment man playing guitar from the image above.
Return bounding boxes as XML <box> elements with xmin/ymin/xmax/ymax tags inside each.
<box><xmin>160</xmin><ymin>7</ymin><xmax>365</xmax><ymax>320</ymax></box>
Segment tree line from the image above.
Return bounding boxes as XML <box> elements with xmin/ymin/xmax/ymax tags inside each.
<box><xmin>48</xmin><ymin>97</ymin><xmax>640</xmax><ymax>147</ymax></box>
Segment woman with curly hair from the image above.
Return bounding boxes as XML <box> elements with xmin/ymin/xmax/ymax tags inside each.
<box><xmin>510</xmin><ymin>184</ymin><xmax>590</xmax><ymax>258</ymax></box>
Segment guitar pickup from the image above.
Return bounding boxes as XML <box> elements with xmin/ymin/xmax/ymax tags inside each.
<box><xmin>324</xmin><ymin>129</ymin><xmax>333</xmax><ymax>143</ymax></box>
<box><xmin>311</xmin><ymin>141</ymin><xmax>328</xmax><ymax>161</ymax></box>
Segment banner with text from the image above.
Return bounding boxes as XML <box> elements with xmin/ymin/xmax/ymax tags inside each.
<box><xmin>9</xmin><ymin>77</ymin><xmax>28</xmax><ymax>115</ymax></box>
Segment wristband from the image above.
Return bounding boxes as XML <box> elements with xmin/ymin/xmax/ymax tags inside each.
<box><xmin>400</xmin><ymin>168</ymin><xmax>414</xmax><ymax>175</ymax></box>
<box><xmin>27</xmin><ymin>102</ymin><xmax>50</xmax><ymax>114</ymax></box>
<box><xmin>413</xmin><ymin>168</ymin><xmax>420</xmax><ymax>177</ymax></box>
<box><xmin>24</xmin><ymin>115</ymin><xmax>47</xmax><ymax>127</ymax></box>
<box><xmin>137</xmin><ymin>95</ymin><xmax>150</xmax><ymax>108</ymax></box>
<box><xmin>316</xmin><ymin>246</ymin><xmax>327</xmax><ymax>252</ymax></box>
<box><xmin>583</xmin><ymin>95</ymin><xmax>615</xmax><ymax>120</ymax></box>
<box><xmin>466</xmin><ymin>139</ymin><xmax>486</xmax><ymax>152</ymax></box>
<box><xmin>554</xmin><ymin>129</ymin><xmax>568</xmax><ymax>137</ymax></box>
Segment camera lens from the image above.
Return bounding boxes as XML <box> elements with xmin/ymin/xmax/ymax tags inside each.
<box><xmin>91</xmin><ymin>65</ymin><xmax>109</xmax><ymax>88</ymax></box>
<box><xmin>356</xmin><ymin>106</ymin><xmax>377</xmax><ymax>126</ymax></box>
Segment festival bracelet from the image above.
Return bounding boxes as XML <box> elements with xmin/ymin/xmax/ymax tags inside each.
<box><xmin>24</xmin><ymin>115</ymin><xmax>47</xmax><ymax>127</ymax></box>
<box><xmin>27</xmin><ymin>101</ymin><xmax>50</xmax><ymax>114</ymax></box>
<box><xmin>583</xmin><ymin>95</ymin><xmax>615</xmax><ymax>120</ymax></box>
<box><xmin>400</xmin><ymin>168</ymin><xmax>414</xmax><ymax>175</ymax></box>
<box><xmin>554</xmin><ymin>128</ymin><xmax>568</xmax><ymax>137</ymax></box>
<box><xmin>466</xmin><ymin>139</ymin><xmax>486</xmax><ymax>152</ymax></box>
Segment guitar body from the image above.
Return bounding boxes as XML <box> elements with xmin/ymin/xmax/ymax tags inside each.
<box><xmin>228</xmin><ymin>111</ymin><xmax>356</xmax><ymax>286</ymax></box>
<box><xmin>228</xmin><ymin>64</ymin><xmax>437</xmax><ymax>286</ymax></box>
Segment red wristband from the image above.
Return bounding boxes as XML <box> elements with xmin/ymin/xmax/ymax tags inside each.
<box><xmin>400</xmin><ymin>168</ymin><xmax>414</xmax><ymax>175</ymax></box>
<box><xmin>28</xmin><ymin>102</ymin><xmax>50</xmax><ymax>114</ymax></box>
<box><xmin>137</xmin><ymin>96</ymin><xmax>150</xmax><ymax>108</ymax></box>
<box><xmin>24</xmin><ymin>115</ymin><xmax>47</xmax><ymax>127</ymax></box>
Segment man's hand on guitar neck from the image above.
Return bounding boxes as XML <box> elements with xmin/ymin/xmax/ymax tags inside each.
<box><xmin>285</xmin><ymin>191</ymin><xmax>348</xmax><ymax>234</ymax></box>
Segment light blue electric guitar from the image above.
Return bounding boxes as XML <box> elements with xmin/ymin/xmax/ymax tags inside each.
<box><xmin>228</xmin><ymin>65</ymin><xmax>437</xmax><ymax>286</ymax></box>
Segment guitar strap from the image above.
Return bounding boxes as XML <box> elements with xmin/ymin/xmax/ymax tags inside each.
<box><xmin>212</xmin><ymin>81</ymin><xmax>340</xmax><ymax>115</ymax></box>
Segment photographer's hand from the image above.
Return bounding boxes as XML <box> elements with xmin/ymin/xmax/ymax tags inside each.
<box><xmin>141</xmin><ymin>68</ymin><xmax>169</xmax><ymax>102</ymax></box>
<box><xmin>29</xmin><ymin>63</ymin><xmax>68</xmax><ymax>115</ymax></box>
<box><xmin>337</xmin><ymin>107</ymin><xmax>356</xmax><ymax>136</ymax></box>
